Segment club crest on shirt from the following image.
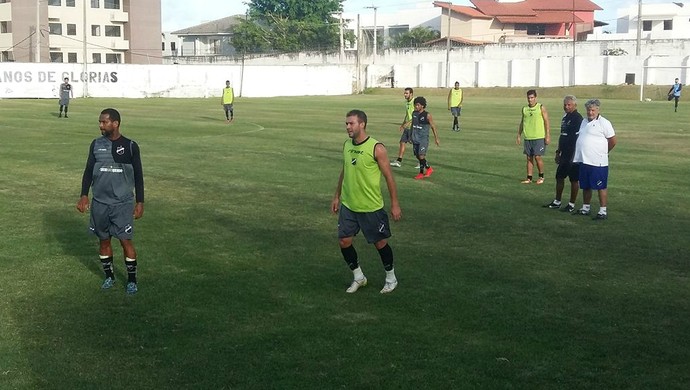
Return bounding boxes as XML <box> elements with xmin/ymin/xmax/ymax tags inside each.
<box><xmin>116</xmin><ymin>145</ymin><xmax>125</xmax><ymax>155</ymax></box>
<box><xmin>351</xmin><ymin>158</ymin><xmax>357</xmax><ymax>165</ymax></box>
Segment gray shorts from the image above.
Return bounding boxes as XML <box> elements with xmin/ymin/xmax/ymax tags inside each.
<box><xmin>523</xmin><ymin>139</ymin><xmax>546</xmax><ymax>156</ymax></box>
<box><xmin>223</xmin><ymin>104</ymin><xmax>233</xmax><ymax>112</ymax></box>
<box><xmin>338</xmin><ymin>205</ymin><xmax>391</xmax><ymax>244</ymax></box>
<box><xmin>450</xmin><ymin>107</ymin><xmax>461</xmax><ymax>117</ymax></box>
<box><xmin>60</xmin><ymin>97</ymin><xmax>70</xmax><ymax>106</ymax></box>
<box><xmin>89</xmin><ymin>200</ymin><xmax>135</xmax><ymax>240</ymax></box>
<box><xmin>399</xmin><ymin>127</ymin><xmax>412</xmax><ymax>143</ymax></box>
<box><xmin>413</xmin><ymin>142</ymin><xmax>429</xmax><ymax>157</ymax></box>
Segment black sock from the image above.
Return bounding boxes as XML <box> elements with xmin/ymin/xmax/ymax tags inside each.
<box><xmin>420</xmin><ymin>159</ymin><xmax>427</xmax><ymax>173</ymax></box>
<box><xmin>539</xmin><ymin>173</ymin><xmax>544</xmax><ymax>179</ymax></box>
<box><xmin>377</xmin><ymin>244</ymin><xmax>394</xmax><ymax>271</ymax></box>
<box><xmin>125</xmin><ymin>259</ymin><xmax>137</xmax><ymax>283</ymax></box>
<box><xmin>396</xmin><ymin>157</ymin><xmax>402</xmax><ymax>163</ymax></box>
<box><xmin>100</xmin><ymin>256</ymin><xmax>114</xmax><ymax>279</ymax></box>
<box><xmin>341</xmin><ymin>245</ymin><xmax>358</xmax><ymax>270</ymax></box>
<box><xmin>527</xmin><ymin>175</ymin><xmax>533</xmax><ymax>181</ymax></box>
<box><xmin>453</xmin><ymin>117</ymin><xmax>458</xmax><ymax>127</ymax></box>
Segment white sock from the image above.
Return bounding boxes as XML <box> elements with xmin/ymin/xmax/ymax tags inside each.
<box><xmin>353</xmin><ymin>267</ymin><xmax>365</xmax><ymax>281</ymax></box>
<box><xmin>568</xmin><ymin>202</ymin><xmax>575</xmax><ymax>208</ymax></box>
<box><xmin>599</xmin><ymin>207</ymin><xmax>607</xmax><ymax>215</ymax></box>
<box><xmin>582</xmin><ymin>204</ymin><xmax>591</xmax><ymax>211</ymax></box>
<box><xmin>385</xmin><ymin>269</ymin><xmax>397</xmax><ymax>283</ymax></box>
<box><xmin>553</xmin><ymin>199</ymin><xmax>561</xmax><ymax>205</ymax></box>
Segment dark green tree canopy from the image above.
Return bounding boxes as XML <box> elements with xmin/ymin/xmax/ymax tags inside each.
<box><xmin>234</xmin><ymin>0</ymin><xmax>344</xmax><ymax>53</ymax></box>
<box><xmin>390</xmin><ymin>26</ymin><xmax>441</xmax><ymax>48</ymax></box>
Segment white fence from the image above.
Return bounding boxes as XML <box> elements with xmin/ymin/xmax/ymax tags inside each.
<box><xmin>0</xmin><ymin>54</ymin><xmax>686</xmax><ymax>99</ymax></box>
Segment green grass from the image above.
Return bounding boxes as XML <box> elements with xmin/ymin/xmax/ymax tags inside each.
<box><xmin>1</xmin><ymin>87</ymin><xmax>689</xmax><ymax>389</ymax></box>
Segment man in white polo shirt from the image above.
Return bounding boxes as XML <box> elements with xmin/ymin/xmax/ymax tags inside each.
<box><xmin>573</xmin><ymin>99</ymin><xmax>617</xmax><ymax>220</ymax></box>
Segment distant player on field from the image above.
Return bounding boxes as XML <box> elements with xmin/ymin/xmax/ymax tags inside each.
<box><xmin>221</xmin><ymin>80</ymin><xmax>235</xmax><ymax>123</ymax></box>
<box><xmin>332</xmin><ymin>109</ymin><xmax>402</xmax><ymax>294</ymax></box>
<box><xmin>411</xmin><ymin>96</ymin><xmax>440</xmax><ymax>180</ymax></box>
<box><xmin>667</xmin><ymin>77</ymin><xmax>682</xmax><ymax>112</ymax></box>
<box><xmin>447</xmin><ymin>81</ymin><xmax>463</xmax><ymax>131</ymax></box>
<box><xmin>516</xmin><ymin>89</ymin><xmax>551</xmax><ymax>184</ymax></box>
<box><xmin>390</xmin><ymin>87</ymin><xmax>414</xmax><ymax>167</ymax></box>
<box><xmin>59</xmin><ymin>77</ymin><xmax>73</xmax><ymax>118</ymax></box>
<box><xmin>77</xmin><ymin>108</ymin><xmax>145</xmax><ymax>295</ymax></box>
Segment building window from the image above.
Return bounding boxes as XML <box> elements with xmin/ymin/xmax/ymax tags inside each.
<box><xmin>105</xmin><ymin>25</ymin><xmax>121</xmax><ymax>37</ymax></box>
<box><xmin>66</xmin><ymin>0</ymin><xmax>75</xmax><ymax>6</ymax></box>
<box><xmin>664</xmin><ymin>20</ymin><xmax>673</xmax><ymax>30</ymax></box>
<box><xmin>50</xmin><ymin>52</ymin><xmax>63</xmax><ymax>62</ymax></box>
<box><xmin>67</xmin><ymin>24</ymin><xmax>76</xmax><ymax>36</ymax></box>
<box><xmin>104</xmin><ymin>0</ymin><xmax>120</xmax><ymax>9</ymax></box>
<box><xmin>49</xmin><ymin>23</ymin><xmax>62</xmax><ymax>35</ymax></box>
<box><xmin>105</xmin><ymin>53</ymin><xmax>121</xmax><ymax>63</ymax></box>
<box><xmin>643</xmin><ymin>20</ymin><xmax>652</xmax><ymax>31</ymax></box>
<box><xmin>93</xmin><ymin>53</ymin><xmax>101</xmax><ymax>63</ymax></box>
<box><xmin>48</xmin><ymin>0</ymin><xmax>60</xmax><ymax>5</ymax></box>
<box><xmin>210</xmin><ymin>39</ymin><xmax>220</xmax><ymax>54</ymax></box>
<box><xmin>1</xmin><ymin>21</ymin><xmax>10</xmax><ymax>34</ymax></box>
<box><xmin>67</xmin><ymin>52</ymin><xmax>77</xmax><ymax>63</ymax></box>
<box><xmin>91</xmin><ymin>25</ymin><xmax>100</xmax><ymax>36</ymax></box>
<box><xmin>171</xmin><ymin>42</ymin><xmax>176</xmax><ymax>51</ymax></box>
<box><xmin>1</xmin><ymin>51</ymin><xmax>13</xmax><ymax>62</ymax></box>
<box><xmin>162</xmin><ymin>42</ymin><xmax>165</xmax><ymax>50</ymax></box>
<box><xmin>91</xmin><ymin>0</ymin><xmax>99</xmax><ymax>7</ymax></box>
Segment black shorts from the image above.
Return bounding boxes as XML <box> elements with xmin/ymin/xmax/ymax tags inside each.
<box><xmin>556</xmin><ymin>161</ymin><xmax>579</xmax><ymax>181</ymax></box>
<box><xmin>338</xmin><ymin>205</ymin><xmax>391</xmax><ymax>244</ymax></box>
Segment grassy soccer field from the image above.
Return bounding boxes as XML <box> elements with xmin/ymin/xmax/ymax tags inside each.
<box><xmin>0</xmin><ymin>88</ymin><xmax>689</xmax><ymax>389</ymax></box>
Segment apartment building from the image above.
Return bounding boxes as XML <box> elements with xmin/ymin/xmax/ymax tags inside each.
<box><xmin>0</xmin><ymin>0</ymin><xmax>161</xmax><ymax>64</ymax></box>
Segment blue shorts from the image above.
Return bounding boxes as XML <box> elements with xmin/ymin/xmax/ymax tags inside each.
<box><xmin>578</xmin><ymin>164</ymin><xmax>608</xmax><ymax>190</ymax></box>
<box><xmin>399</xmin><ymin>128</ymin><xmax>412</xmax><ymax>143</ymax></box>
<box><xmin>450</xmin><ymin>107</ymin><xmax>461</xmax><ymax>117</ymax></box>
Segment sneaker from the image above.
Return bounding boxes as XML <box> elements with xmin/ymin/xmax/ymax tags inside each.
<box><xmin>593</xmin><ymin>213</ymin><xmax>608</xmax><ymax>220</ymax></box>
<box><xmin>575</xmin><ymin>208</ymin><xmax>591</xmax><ymax>216</ymax></box>
<box><xmin>101</xmin><ymin>277</ymin><xmax>115</xmax><ymax>290</ymax></box>
<box><xmin>414</xmin><ymin>173</ymin><xmax>425</xmax><ymax>180</ymax></box>
<box><xmin>543</xmin><ymin>201</ymin><xmax>561</xmax><ymax>209</ymax></box>
<box><xmin>390</xmin><ymin>161</ymin><xmax>401</xmax><ymax>167</ymax></box>
<box><xmin>561</xmin><ymin>204</ymin><xmax>575</xmax><ymax>213</ymax></box>
<box><xmin>521</xmin><ymin>179</ymin><xmax>532</xmax><ymax>184</ymax></box>
<box><xmin>380</xmin><ymin>280</ymin><xmax>398</xmax><ymax>294</ymax></box>
<box><xmin>535</xmin><ymin>177</ymin><xmax>545</xmax><ymax>185</ymax></box>
<box><xmin>64</xmin><ymin>115</ymin><xmax>68</xmax><ymax>118</ymax></box>
<box><xmin>126</xmin><ymin>282</ymin><xmax>138</xmax><ymax>295</ymax></box>
<box><xmin>346</xmin><ymin>277</ymin><xmax>367</xmax><ymax>293</ymax></box>
<box><xmin>424</xmin><ymin>166</ymin><xmax>434</xmax><ymax>177</ymax></box>
<box><xmin>58</xmin><ymin>114</ymin><xmax>62</xmax><ymax>118</ymax></box>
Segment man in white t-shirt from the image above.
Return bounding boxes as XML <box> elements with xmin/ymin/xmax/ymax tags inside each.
<box><xmin>573</xmin><ymin>99</ymin><xmax>617</xmax><ymax>220</ymax></box>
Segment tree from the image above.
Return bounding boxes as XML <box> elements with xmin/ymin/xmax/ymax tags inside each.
<box><xmin>233</xmin><ymin>0</ymin><xmax>344</xmax><ymax>53</ymax></box>
<box><xmin>390</xmin><ymin>26</ymin><xmax>440</xmax><ymax>48</ymax></box>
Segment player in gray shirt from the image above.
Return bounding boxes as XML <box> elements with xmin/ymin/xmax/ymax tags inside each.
<box><xmin>77</xmin><ymin>108</ymin><xmax>144</xmax><ymax>295</ymax></box>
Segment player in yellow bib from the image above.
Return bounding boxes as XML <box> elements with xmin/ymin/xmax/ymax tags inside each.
<box><xmin>516</xmin><ymin>89</ymin><xmax>551</xmax><ymax>184</ymax></box>
<box><xmin>447</xmin><ymin>81</ymin><xmax>463</xmax><ymax>131</ymax></box>
<box><xmin>332</xmin><ymin>110</ymin><xmax>402</xmax><ymax>294</ymax></box>
<box><xmin>221</xmin><ymin>80</ymin><xmax>234</xmax><ymax>123</ymax></box>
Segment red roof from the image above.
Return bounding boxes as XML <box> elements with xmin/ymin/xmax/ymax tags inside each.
<box><xmin>528</xmin><ymin>0</ymin><xmax>602</xmax><ymax>11</ymax></box>
<box><xmin>470</xmin><ymin>0</ymin><xmax>536</xmax><ymax>16</ymax></box>
<box><xmin>433</xmin><ymin>2</ymin><xmax>492</xmax><ymax>18</ymax></box>
<box><xmin>497</xmin><ymin>11</ymin><xmax>585</xmax><ymax>24</ymax></box>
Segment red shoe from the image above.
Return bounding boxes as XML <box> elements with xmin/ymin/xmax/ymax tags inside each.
<box><xmin>414</xmin><ymin>173</ymin><xmax>424</xmax><ymax>180</ymax></box>
<box><xmin>424</xmin><ymin>166</ymin><xmax>434</xmax><ymax>177</ymax></box>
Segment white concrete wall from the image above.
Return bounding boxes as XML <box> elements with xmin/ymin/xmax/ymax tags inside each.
<box><xmin>0</xmin><ymin>63</ymin><xmax>355</xmax><ymax>98</ymax></box>
<box><xmin>0</xmin><ymin>55</ymin><xmax>687</xmax><ymax>99</ymax></box>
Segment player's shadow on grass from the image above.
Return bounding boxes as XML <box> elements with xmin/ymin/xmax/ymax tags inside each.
<box><xmin>43</xmin><ymin>209</ymin><xmax>102</xmax><ymax>277</ymax></box>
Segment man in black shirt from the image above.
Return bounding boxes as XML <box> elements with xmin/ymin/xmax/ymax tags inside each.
<box><xmin>77</xmin><ymin>108</ymin><xmax>144</xmax><ymax>295</ymax></box>
<box><xmin>544</xmin><ymin>95</ymin><xmax>583</xmax><ymax>213</ymax></box>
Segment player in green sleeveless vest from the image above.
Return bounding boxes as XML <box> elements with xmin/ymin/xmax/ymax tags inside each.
<box><xmin>390</xmin><ymin>87</ymin><xmax>414</xmax><ymax>167</ymax></box>
<box><xmin>447</xmin><ymin>81</ymin><xmax>463</xmax><ymax>131</ymax></box>
<box><xmin>332</xmin><ymin>110</ymin><xmax>402</xmax><ymax>294</ymax></box>
<box><xmin>220</xmin><ymin>80</ymin><xmax>235</xmax><ymax>123</ymax></box>
<box><xmin>516</xmin><ymin>89</ymin><xmax>551</xmax><ymax>184</ymax></box>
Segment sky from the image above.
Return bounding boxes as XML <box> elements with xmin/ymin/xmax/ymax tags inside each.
<box><xmin>161</xmin><ymin>0</ymin><xmax>682</xmax><ymax>32</ymax></box>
